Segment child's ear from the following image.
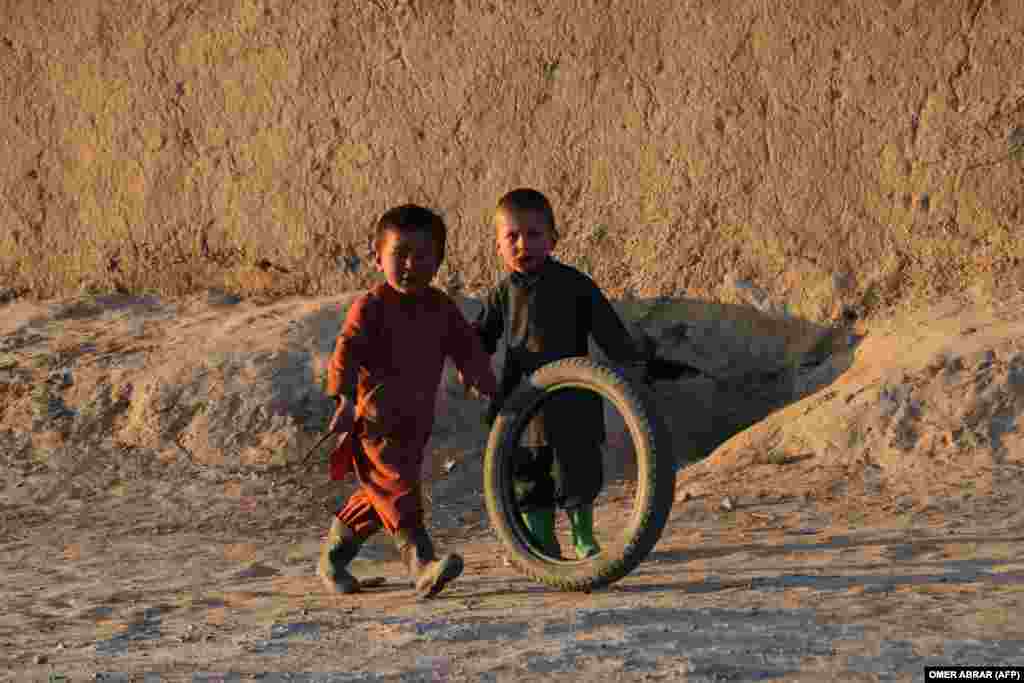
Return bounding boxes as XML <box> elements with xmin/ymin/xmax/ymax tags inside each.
<box><xmin>369</xmin><ymin>235</ymin><xmax>384</xmax><ymax>272</ymax></box>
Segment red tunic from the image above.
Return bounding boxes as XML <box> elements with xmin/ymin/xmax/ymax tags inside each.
<box><xmin>326</xmin><ymin>282</ymin><xmax>497</xmax><ymax>535</ymax></box>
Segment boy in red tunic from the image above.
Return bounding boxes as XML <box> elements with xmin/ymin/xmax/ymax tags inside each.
<box><xmin>318</xmin><ymin>204</ymin><xmax>498</xmax><ymax>598</ymax></box>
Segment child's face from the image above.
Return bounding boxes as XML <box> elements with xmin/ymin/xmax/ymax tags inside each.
<box><xmin>495</xmin><ymin>208</ymin><xmax>555</xmax><ymax>274</ymax></box>
<box><xmin>375</xmin><ymin>228</ymin><xmax>441</xmax><ymax>295</ymax></box>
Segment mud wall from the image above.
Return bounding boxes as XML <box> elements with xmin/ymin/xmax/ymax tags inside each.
<box><xmin>1</xmin><ymin>0</ymin><xmax>1022</xmax><ymax>319</ymax></box>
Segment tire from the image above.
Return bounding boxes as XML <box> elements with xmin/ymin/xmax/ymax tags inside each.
<box><xmin>483</xmin><ymin>357</ymin><xmax>676</xmax><ymax>591</ymax></box>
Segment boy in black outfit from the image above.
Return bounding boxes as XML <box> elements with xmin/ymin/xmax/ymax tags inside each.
<box><xmin>467</xmin><ymin>188</ymin><xmax>651</xmax><ymax>559</ymax></box>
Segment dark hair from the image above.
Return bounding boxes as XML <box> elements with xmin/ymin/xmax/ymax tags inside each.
<box><xmin>374</xmin><ymin>204</ymin><xmax>447</xmax><ymax>263</ymax></box>
<box><xmin>496</xmin><ymin>188</ymin><xmax>557</xmax><ymax>240</ymax></box>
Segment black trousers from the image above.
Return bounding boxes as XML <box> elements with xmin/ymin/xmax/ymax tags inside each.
<box><xmin>512</xmin><ymin>443</ymin><xmax>603</xmax><ymax>512</ymax></box>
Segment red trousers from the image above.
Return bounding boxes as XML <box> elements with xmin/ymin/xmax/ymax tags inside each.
<box><xmin>332</xmin><ymin>429</ymin><xmax>427</xmax><ymax>537</ymax></box>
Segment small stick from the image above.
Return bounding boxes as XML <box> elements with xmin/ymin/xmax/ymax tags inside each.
<box><xmin>300</xmin><ymin>430</ymin><xmax>348</xmax><ymax>467</ymax></box>
<box><xmin>297</xmin><ymin>384</ymin><xmax>382</xmax><ymax>468</ymax></box>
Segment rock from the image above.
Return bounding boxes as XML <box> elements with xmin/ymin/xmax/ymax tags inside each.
<box><xmin>723</xmin><ymin>277</ymin><xmax>785</xmax><ymax>317</ymax></box>
<box><xmin>720</xmin><ymin>496</ymin><xmax>735</xmax><ymax>512</ymax></box>
<box><xmin>204</xmin><ymin>290</ymin><xmax>243</xmax><ymax>307</ymax></box>
<box><xmin>47</xmin><ymin>368</ymin><xmax>73</xmax><ymax>389</ymax></box>
<box><xmin>33</xmin><ymin>654</ymin><xmax>46</xmax><ymax>664</ymax></box>
<box><xmin>792</xmin><ymin>349</ymin><xmax>856</xmax><ymax>401</ymax></box>
<box><xmin>833</xmin><ymin>303</ymin><xmax>860</xmax><ymax>325</ymax></box>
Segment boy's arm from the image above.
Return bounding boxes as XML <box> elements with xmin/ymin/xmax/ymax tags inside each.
<box><xmin>472</xmin><ymin>286</ymin><xmax>505</xmax><ymax>355</ymax></box>
<box><xmin>326</xmin><ymin>297</ymin><xmax>374</xmax><ymax>429</ymax></box>
<box><xmin>586</xmin><ymin>279</ymin><xmax>704</xmax><ymax>381</ymax></box>
<box><xmin>586</xmin><ymin>278</ymin><xmax>652</xmax><ymax>366</ymax></box>
<box><xmin>447</xmin><ymin>299</ymin><xmax>499</xmax><ymax>399</ymax></box>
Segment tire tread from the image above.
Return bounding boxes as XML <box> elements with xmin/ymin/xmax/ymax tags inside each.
<box><xmin>484</xmin><ymin>357</ymin><xmax>676</xmax><ymax>591</ymax></box>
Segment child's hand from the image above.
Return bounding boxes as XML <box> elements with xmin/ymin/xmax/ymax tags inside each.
<box><xmin>471</xmin><ymin>385</ymin><xmax>495</xmax><ymax>401</ymax></box>
<box><xmin>328</xmin><ymin>396</ymin><xmax>356</xmax><ymax>434</ymax></box>
<box><xmin>464</xmin><ymin>375</ymin><xmax>497</xmax><ymax>402</ymax></box>
<box><xmin>457</xmin><ymin>370</ymin><xmax>483</xmax><ymax>400</ymax></box>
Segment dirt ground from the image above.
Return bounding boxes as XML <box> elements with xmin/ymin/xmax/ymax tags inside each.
<box><xmin>3</xmin><ymin>471</ymin><xmax>1024</xmax><ymax>682</ymax></box>
<box><xmin>2</xmin><ymin>291</ymin><xmax>1024</xmax><ymax>682</ymax></box>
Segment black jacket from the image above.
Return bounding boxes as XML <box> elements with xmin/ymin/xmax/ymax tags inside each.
<box><xmin>474</xmin><ymin>258</ymin><xmax>645</xmax><ymax>446</ymax></box>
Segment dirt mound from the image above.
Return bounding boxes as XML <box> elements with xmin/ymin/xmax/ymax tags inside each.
<box><xmin>0</xmin><ymin>291</ymin><xmax>496</xmax><ymax>540</ymax></box>
<box><xmin>0</xmin><ymin>288</ymin><xmax>836</xmax><ymax>498</ymax></box>
<box><xmin>4</xmin><ymin>288</ymin><xmax>1023</xmax><ymax>540</ymax></box>
<box><xmin>677</xmin><ymin>291</ymin><xmax>1024</xmax><ymax>517</ymax></box>
<box><xmin>609</xmin><ymin>294</ymin><xmax>846</xmax><ymax>461</ymax></box>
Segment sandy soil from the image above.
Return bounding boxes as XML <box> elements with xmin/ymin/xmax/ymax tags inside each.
<box><xmin>4</xmin><ymin>477</ymin><xmax>1023</xmax><ymax>682</ymax></box>
<box><xmin>2</xmin><ymin>290</ymin><xmax>1023</xmax><ymax>682</ymax></box>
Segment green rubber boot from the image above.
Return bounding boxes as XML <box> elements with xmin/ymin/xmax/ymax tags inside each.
<box><xmin>567</xmin><ymin>505</ymin><xmax>601</xmax><ymax>559</ymax></box>
<box><xmin>521</xmin><ymin>508</ymin><xmax>561</xmax><ymax>558</ymax></box>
